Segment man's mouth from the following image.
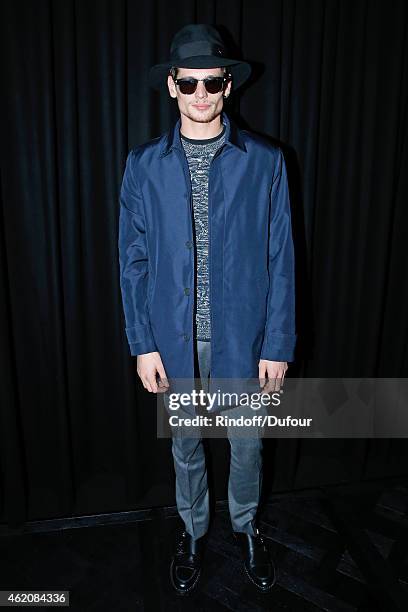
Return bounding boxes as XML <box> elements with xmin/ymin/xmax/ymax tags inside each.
<box><xmin>192</xmin><ymin>104</ymin><xmax>211</xmax><ymax>110</ymax></box>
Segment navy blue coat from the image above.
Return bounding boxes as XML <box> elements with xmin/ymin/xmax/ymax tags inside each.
<box><xmin>118</xmin><ymin>111</ymin><xmax>297</xmax><ymax>384</ymax></box>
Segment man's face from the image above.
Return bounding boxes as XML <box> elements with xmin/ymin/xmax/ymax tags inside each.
<box><xmin>167</xmin><ymin>67</ymin><xmax>232</xmax><ymax>124</ymax></box>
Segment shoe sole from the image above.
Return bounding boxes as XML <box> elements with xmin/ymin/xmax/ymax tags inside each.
<box><xmin>169</xmin><ymin>558</ymin><xmax>201</xmax><ymax>595</ymax></box>
<box><xmin>243</xmin><ymin>562</ymin><xmax>277</xmax><ymax>592</ymax></box>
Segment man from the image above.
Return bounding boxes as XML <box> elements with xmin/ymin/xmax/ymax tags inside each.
<box><xmin>118</xmin><ymin>24</ymin><xmax>297</xmax><ymax>594</ymax></box>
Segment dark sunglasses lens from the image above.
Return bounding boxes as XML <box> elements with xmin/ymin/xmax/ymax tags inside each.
<box><xmin>205</xmin><ymin>78</ymin><xmax>224</xmax><ymax>94</ymax></box>
<box><xmin>178</xmin><ymin>79</ymin><xmax>197</xmax><ymax>95</ymax></box>
<box><xmin>177</xmin><ymin>77</ymin><xmax>226</xmax><ymax>95</ymax></box>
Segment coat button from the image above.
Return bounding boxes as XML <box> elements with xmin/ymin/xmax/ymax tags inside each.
<box><xmin>184</xmin><ymin>287</ymin><xmax>190</xmax><ymax>296</ymax></box>
<box><xmin>183</xmin><ymin>333</ymin><xmax>190</xmax><ymax>342</ymax></box>
<box><xmin>185</xmin><ymin>240</ymin><xmax>193</xmax><ymax>249</ymax></box>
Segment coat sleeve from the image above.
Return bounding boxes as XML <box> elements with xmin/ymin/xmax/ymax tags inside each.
<box><xmin>118</xmin><ymin>150</ymin><xmax>158</xmax><ymax>357</ymax></box>
<box><xmin>260</xmin><ymin>149</ymin><xmax>297</xmax><ymax>362</ymax></box>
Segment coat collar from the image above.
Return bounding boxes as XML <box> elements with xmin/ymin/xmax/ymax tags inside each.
<box><xmin>159</xmin><ymin>111</ymin><xmax>247</xmax><ymax>157</ymax></box>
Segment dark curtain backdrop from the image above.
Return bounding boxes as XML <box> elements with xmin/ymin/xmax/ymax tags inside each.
<box><xmin>1</xmin><ymin>0</ymin><xmax>407</xmax><ymax>526</ymax></box>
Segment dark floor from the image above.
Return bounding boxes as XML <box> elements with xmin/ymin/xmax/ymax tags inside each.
<box><xmin>1</xmin><ymin>482</ymin><xmax>408</xmax><ymax>611</ymax></box>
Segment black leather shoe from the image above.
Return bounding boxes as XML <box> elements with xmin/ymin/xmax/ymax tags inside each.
<box><xmin>170</xmin><ymin>529</ymin><xmax>205</xmax><ymax>595</ymax></box>
<box><xmin>233</xmin><ymin>528</ymin><xmax>276</xmax><ymax>591</ymax></box>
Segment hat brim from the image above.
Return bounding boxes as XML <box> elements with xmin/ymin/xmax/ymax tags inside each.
<box><xmin>149</xmin><ymin>57</ymin><xmax>252</xmax><ymax>92</ymax></box>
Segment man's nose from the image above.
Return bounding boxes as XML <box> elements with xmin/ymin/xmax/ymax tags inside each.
<box><xmin>195</xmin><ymin>81</ymin><xmax>208</xmax><ymax>99</ymax></box>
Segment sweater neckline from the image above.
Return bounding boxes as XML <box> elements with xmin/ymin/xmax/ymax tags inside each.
<box><xmin>180</xmin><ymin>124</ymin><xmax>226</xmax><ymax>145</ymax></box>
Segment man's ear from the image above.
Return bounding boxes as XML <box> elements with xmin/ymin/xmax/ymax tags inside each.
<box><xmin>167</xmin><ymin>75</ymin><xmax>177</xmax><ymax>99</ymax></box>
<box><xmin>224</xmin><ymin>79</ymin><xmax>232</xmax><ymax>98</ymax></box>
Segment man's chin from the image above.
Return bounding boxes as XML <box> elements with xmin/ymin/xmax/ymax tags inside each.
<box><xmin>187</xmin><ymin>108</ymin><xmax>219</xmax><ymax>122</ymax></box>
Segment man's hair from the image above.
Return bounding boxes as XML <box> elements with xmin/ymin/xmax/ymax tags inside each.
<box><xmin>169</xmin><ymin>65</ymin><xmax>228</xmax><ymax>80</ymax></box>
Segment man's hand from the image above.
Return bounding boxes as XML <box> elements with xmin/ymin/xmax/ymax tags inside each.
<box><xmin>259</xmin><ymin>359</ymin><xmax>288</xmax><ymax>392</ymax></box>
<box><xmin>137</xmin><ymin>352</ymin><xmax>169</xmax><ymax>393</ymax></box>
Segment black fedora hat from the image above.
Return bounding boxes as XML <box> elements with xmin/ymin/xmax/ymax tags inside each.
<box><xmin>149</xmin><ymin>24</ymin><xmax>252</xmax><ymax>91</ymax></box>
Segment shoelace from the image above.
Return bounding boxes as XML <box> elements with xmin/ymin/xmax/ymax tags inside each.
<box><xmin>254</xmin><ymin>528</ymin><xmax>266</xmax><ymax>548</ymax></box>
<box><xmin>176</xmin><ymin>530</ymin><xmax>190</xmax><ymax>554</ymax></box>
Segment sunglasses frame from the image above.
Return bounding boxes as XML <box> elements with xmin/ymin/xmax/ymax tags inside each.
<box><xmin>172</xmin><ymin>74</ymin><xmax>231</xmax><ymax>95</ymax></box>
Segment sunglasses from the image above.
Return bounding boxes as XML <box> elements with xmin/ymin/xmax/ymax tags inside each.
<box><xmin>172</xmin><ymin>75</ymin><xmax>230</xmax><ymax>95</ymax></box>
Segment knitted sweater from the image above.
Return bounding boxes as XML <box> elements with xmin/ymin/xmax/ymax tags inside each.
<box><xmin>180</xmin><ymin>124</ymin><xmax>226</xmax><ymax>341</ymax></box>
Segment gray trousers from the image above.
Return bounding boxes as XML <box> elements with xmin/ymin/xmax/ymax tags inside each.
<box><xmin>164</xmin><ymin>340</ymin><xmax>263</xmax><ymax>540</ymax></box>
